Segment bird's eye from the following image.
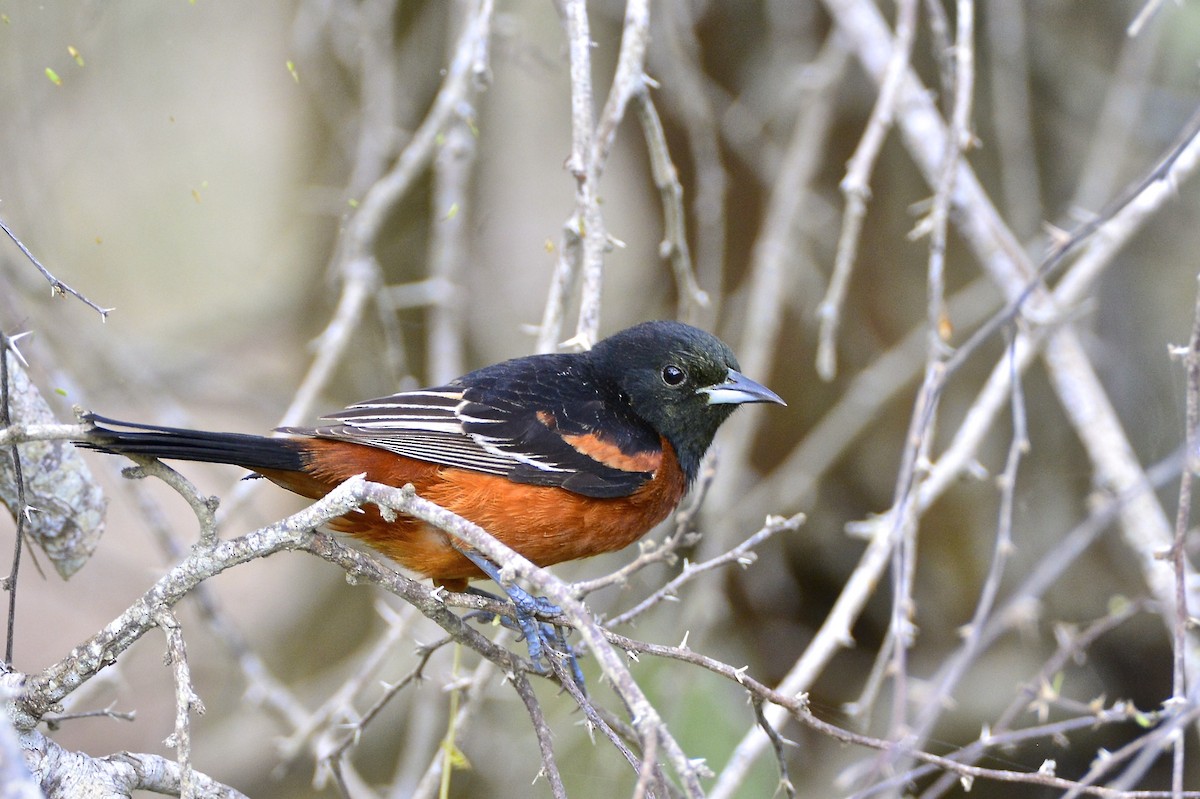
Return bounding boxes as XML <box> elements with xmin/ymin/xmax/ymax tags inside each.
<box><xmin>661</xmin><ymin>364</ymin><xmax>686</xmax><ymax>386</ymax></box>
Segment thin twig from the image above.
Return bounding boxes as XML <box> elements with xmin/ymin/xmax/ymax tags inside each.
<box><xmin>632</xmin><ymin>88</ymin><xmax>708</xmax><ymax>322</ymax></box>
<box><xmin>0</xmin><ymin>218</ymin><xmax>113</xmax><ymax>319</ymax></box>
<box><xmin>631</xmin><ymin>723</ymin><xmax>659</xmax><ymax>799</ymax></box>
<box><xmin>606</xmin><ymin>514</ymin><xmax>802</xmax><ymax>627</ymax></box>
<box><xmin>0</xmin><ymin>342</ymin><xmax>25</xmax><ymax>666</ymax></box>
<box><xmin>537</xmin><ymin>0</ymin><xmax>598</xmax><ymax>353</ymax></box>
<box><xmin>817</xmin><ymin>0</ymin><xmax>916</xmax><ymax>380</ymax></box>
<box><xmin>652</xmin><ymin>2</ymin><xmax>728</xmax><ymax>323</ymax></box>
<box><xmin>570</xmin><ymin>0</ymin><xmax>652</xmax><ymax>344</ymax></box>
<box><xmin>570</xmin><ymin>455</ymin><xmax>715</xmax><ymax>599</ymax></box>
<box><xmin>544</xmin><ymin>634</ymin><xmax>656</xmax><ymax>785</ymax></box>
<box><xmin>321</xmin><ymin>632</ymin><xmax>443</xmax><ymax>768</ymax></box>
<box><xmin>1168</xmin><ymin>277</ymin><xmax>1200</xmax><ymax>798</ymax></box>
<box><xmin>878</xmin><ymin>0</ymin><xmax>975</xmax><ymax>766</ymax></box>
<box><xmin>509</xmin><ymin>669</ymin><xmax>567</xmax><ymax>799</ymax></box>
<box><xmin>43</xmin><ymin>705</ymin><xmax>136</xmax><ymax>729</ymax></box>
<box><xmin>1128</xmin><ymin>0</ymin><xmax>1169</xmax><ymax>36</ymax></box>
<box><xmin>281</xmin><ymin>599</ymin><xmax>419</xmax><ymax>764</ymax></box>
<box><xmin>752</xmin><ymin>697</ymin><xmax>796</xmax><ymax>799</ymax></box>
<box><xmin>156</xmin><ymin>609</ymin><xmax>203</xmax><ymax>799</ymax></box>
<box><xmin>338</xmin><ymin>0</ymin><xmax>495</xmax><ymax>268</ymax></box>
<box><xmin>126</xmin><ymin>474</ymin><xmax>313</xmax><ymax>737</ymax></box>
<box><xmin>712</xmin><ymin>7</ymin><xmax>1200</xmax><ymax>790</ymax></box>
<box><xmin>346</xmin><ymin>480</ymin><xmax>706</xmax><ymax>797</ymax></box>
<box><xmin>120</xmin><ymin>458</ymin><xmax>219</xmax><ymax>545</ymax></box>
<box><xmin>888</xmin><ymin>331</ymin><xmax>1028</xmax><ymax>778</ymax></box>
<box><xmin>708</xmin><ymin>35</ymin><xmax>848</xmax><ymax>514</ymax></box>
<box><xmin>407</xmin><ymin>639</ymin><xmax>501</xmax><ymax>799</ymax></box>
<box><xmin>921</xmin><ymin>0</ymin><xmax>954</xmax><ymax>99</ymax></box>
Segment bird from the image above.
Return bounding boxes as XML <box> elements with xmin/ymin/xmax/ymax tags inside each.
<box><xmin>83</xmin><ymin>320</ymin><xmax>784</xmax><ymax>664</ymax></box>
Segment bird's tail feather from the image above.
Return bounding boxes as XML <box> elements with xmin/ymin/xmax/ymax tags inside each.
<box><xmin>82</xmin><ymin>414</ymin><xmax>306</xmax><ymax>473</ymax></box>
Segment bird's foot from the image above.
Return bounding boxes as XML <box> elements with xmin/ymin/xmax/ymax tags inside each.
<box><xmin>457</xmin><ymin>550</ymin><xmax>585</xmax><ymax>690</ymax></box>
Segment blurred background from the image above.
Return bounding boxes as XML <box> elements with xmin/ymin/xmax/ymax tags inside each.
<box><xmin>3</xmin><ymin>1</ymin><xmax>1200</xmax><ymax>796</ymax></box>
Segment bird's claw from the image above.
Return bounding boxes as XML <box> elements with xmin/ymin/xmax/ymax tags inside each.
<box><xmin>457</xmin><ymin>549</ymin><xmax>585</xmax><ymax>689</ymax></box>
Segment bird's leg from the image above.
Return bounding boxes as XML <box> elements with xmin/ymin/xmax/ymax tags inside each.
<box><xmin>452</xmin><ymin>546</ymin><xmax>584</xmax><ymax>687</ymax></box>
<box><xmin>460</xmin><ymin>583</ymin><xmax>586</xmax><ymax>689</ymax></box>
<box><xmin>452</xmin><ymin>546</ymin><xmax>557</xmax><ymax>660</ymax></box>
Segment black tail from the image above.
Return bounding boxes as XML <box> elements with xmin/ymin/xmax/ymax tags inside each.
<box><xmin>83</xmin><ymin>414</ymin><xmax>306</xmax><ymax>473</ymax></box>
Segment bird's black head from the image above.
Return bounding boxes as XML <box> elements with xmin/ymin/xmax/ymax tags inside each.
<box><xmin>588</xmin><ymin>321</ymin><xmax>785</xmax><ymax>484</ymax></box>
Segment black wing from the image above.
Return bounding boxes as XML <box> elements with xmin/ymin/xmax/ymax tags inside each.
<box><xmin>285</xmin><ymin>355</ymin><xmax>661</xmax><ymax>498</ymax></box>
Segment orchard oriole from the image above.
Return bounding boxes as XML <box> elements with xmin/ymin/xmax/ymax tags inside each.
<box><xmin>84</xmin><ymin>321</ymin><xmax>784</xmax><ymax>664</ymax></box>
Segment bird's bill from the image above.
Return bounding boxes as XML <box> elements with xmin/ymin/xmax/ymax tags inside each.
<box><xmin>698</xmin><ymin>369</ymin><xmax>786</xmax><ymax>406</ymax></box>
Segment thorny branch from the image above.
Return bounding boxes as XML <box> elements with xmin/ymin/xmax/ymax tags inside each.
<box><xmin>7</xmin><ymin>416</ymin><xmax>1195</xmax><ymax>797</ymax></box>
<box><xmin>0</xmin><ymin>218</ymin><xmax>113</xmax><ymax>320</ymax></box>
<box><xmin>7</xmin><ymin>2</ymin><xmax>1200</xmax><ymax>797</ymax></box>
<box><xmin>539</xmin><ymin>0</ymin><xmax>653</xmax><ymax>351</ymax></box>
<box><xmin>713</xmin><ymin>2</ymin><xmax>1200</xmax><ymax>794</ymax></box>
<box><xmin>0</xmin><ymin>428</ymin><xmax>780</xmax><ymax>796</ymax></box>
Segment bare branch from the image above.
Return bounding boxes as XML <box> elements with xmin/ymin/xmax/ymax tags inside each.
<box><xmin>633</xmin><ymin>88</ymin><xmax>708</xmax><ymax>322</ymax></box>
<box><xmin>17</xmin><ymin>725</ymin><xmax>247</xmax><ymax>799</ymax></box>
<box><xmin>10</xmin><ymin>476</ymin><xmax>379</xmax><ymax>729</ymax></box>
<box><xmin>1167</xmin><ymin>276</ymin><xmax>1200</xmax><ymax>796</ymax></box>
<box><xmin>156</xmin><ymin>609</ymin><xmax>203</xmax><ymax>799</ymax></box>
<box><xmin>0</xmin><ymin>218</ymin><xmax>113</xmax><ymax>320</ymax></box>
<box><xmin>606</xmin><ymin>513</ymin><xmax>802</xmax><ymax>627</ymax></box>
<box><xmin>509</xmin><ymin>669</ymin><xmax>567</xmax><ymax>799</ymax></box>
<box><xmin>338</xmin><ymin>0</ymin><xmax>494</xmax><ymax>268</ymax></box>
<box><xmin>817</xmin><ymin>0</ymin><xmax>916</xmax><ymax>380</ymax></box>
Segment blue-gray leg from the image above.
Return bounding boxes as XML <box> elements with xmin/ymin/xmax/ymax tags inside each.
<box><xmin>453</xmin><ymin>547</ymin><xmax>584</xmax><ymax>688</ymax></box>
<box><xmin>454</xmin><ymin>547</ymin><xmax>558</xmax><ymax>662</ymax></box>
